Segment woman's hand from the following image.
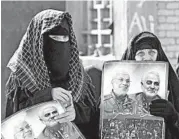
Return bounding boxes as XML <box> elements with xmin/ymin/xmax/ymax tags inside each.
<box><xmin>150</xmin><ymin>99</ymin><xmax>179</xmax><ymax>124</ymax></box>
<box><xmin>51</xmin><ymin>87</ymin><xmax>76</xmax><ymax>122</ymax></box>
<box><xmin>54</xmin><ymin>104</ymin><xmax>76</xmax><ymax>123</ymax></box>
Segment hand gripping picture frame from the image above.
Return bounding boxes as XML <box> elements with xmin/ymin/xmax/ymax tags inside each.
<box><xmin>100</xmin><ymin>60</ymin><xmax>169</xmax><ymax>139</ymax></box>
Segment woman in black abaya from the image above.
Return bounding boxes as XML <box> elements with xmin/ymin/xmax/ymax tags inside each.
<box><xmin>122</xmin><ymin>31</ymin><xmax>179</xmax><ymax>139</ymax></box>
<box><xmin>5</xmin><ymin>9</ymin><xmax>99</xmax><ymax>139</ymax></box>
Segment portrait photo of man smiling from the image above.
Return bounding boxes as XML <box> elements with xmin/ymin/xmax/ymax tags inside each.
<box><xmin>135</xmin><ymin>71</ymin><xmax>161</xmax><ymax>115</ymax></box>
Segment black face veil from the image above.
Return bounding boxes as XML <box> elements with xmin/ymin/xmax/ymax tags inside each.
<box><xmin>43</xmin><ymin>19</ymin><xmax>71</xmax><ymax>88</ymax></box>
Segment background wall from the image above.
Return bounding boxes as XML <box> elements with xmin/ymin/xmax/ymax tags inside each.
<box><xmin>156</xmin><ymin>1</ymin><xmax>179</xmax><ymax>65</ymax></box>
<box><xmin>1</xmin><ymin>1</ymin><xmax>66</xmax><ymax>120</ymax></box>
<box><xmin>66</xmin><ymin>1</ymin><xmax>85</xmax><ymax>53</ymax></box>
<box><xmin>127</xmin><ymin>1</ymin><xmax>157</xmax><ymax>46</ymax></box>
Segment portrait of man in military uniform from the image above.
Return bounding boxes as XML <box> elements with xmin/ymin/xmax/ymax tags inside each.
<box><xmin>103</xmin><ymin>71</ymin><xmax>135</xmax><ymax>118</ymax></box>
<box><xmin>135</xmin><ymin>71</ymin><xmax>161</xmax><ymax>115</ymax></box>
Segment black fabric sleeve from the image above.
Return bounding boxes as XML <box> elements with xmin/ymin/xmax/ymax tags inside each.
<box><xmin>5</xmin><ymin>91</ymin><xmax>18</xmax><ymax>118</ymax></box>
<box><xmin>73</xmin><ymin>66</ymin><xmax>102</xmax><ymax>139</ymax></box>
<box><xmin>73</xmin><ymin>101</ymin><xmax>93</xmax><ymax>124</ymax></box>
<box><xmin>30</xmin><ymin>87</ymin><xmax>53</xmax><ymax>105</ymax></box>
<box><xmin>73</xmin><ymin>100</ymin><xmax>100</xmax><ymax>139</ymax></box>
<box><xmin>167</xmin><ymin>113</ymin><xmax>179</xmax><ymax>138</ymax></box>
<box><xmin>5</xmin><ymin>87</ymin><xmax>33</xmax><ymax>118</ymax></box>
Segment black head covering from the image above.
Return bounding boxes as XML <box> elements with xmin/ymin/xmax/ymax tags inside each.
<box><xmin>122</xmin><ymin>31</ymin><xmax>179</xmax><ymax>138</ymax></box>
<box><xmin>122</xmin><ymin>31</ymin><xmax>168</xmax><ymax>61</ymax></box>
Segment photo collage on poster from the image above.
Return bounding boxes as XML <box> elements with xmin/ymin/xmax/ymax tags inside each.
<box><xmin>100</xmin><ymin>61</ymin><xmax>169</xmax><ymax>139</ymax></box>
<box><xmin>1</xmin><ymin>101</ymin><xmax>85</xmax><ymax>139</ymax></box>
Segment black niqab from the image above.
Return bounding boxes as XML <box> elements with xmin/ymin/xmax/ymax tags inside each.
<box><xmin>43</xmin><ymin>19</ymin><xmax>71</xmax><ymax>89</ymax></box>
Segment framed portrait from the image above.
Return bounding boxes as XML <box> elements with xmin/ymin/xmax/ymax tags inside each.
<box><xmin>1</xmin><ymin>101</ymin><xmax>85</xmax><ymax>139</ymax></box>
<box><xmin>100</xmin><ymin>60</ymin><xmax>169</xmax><ymax>139</ymax></box>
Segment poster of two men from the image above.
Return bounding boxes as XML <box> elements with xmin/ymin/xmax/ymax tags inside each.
<box><xmin>101</xmin><ymin>61</ymin><xmax>168</xmax><ymax>139</ymax></box>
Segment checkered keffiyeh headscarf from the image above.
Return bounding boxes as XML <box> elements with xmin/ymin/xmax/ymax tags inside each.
<box><xmin>6</xmin><ymin>9</ymin><xmax>96</xmax><ymax>106</ymax></box>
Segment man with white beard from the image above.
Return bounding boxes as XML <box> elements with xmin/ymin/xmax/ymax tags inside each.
<box><xmin>14</xmin><ymin>121</ymin><xmax>36</xmax><ymax>139</ymax></box>
<box><xmin>104</xmin><ymin>71</ymin><xmax>135</xmax><ymax>117</ymax></box>
<box><xmin>38</xmin><ymin>105</ymin><xmax>73</xmax><ymax>139</ymax></box>
<box><xmin>135</xmin><ymin>71</ymin><xmax>161</xmax><ymax>115</ymax></box>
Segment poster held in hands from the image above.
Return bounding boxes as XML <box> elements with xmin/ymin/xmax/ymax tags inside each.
<box><xmin>1</xmin><ymin>101</ymin><xmax>85</xmax><ymax>139</ymax></box>
<box><xmin>100</xmin><ymin>61</ymin><xmax>168</xmax><ymax>139</ymax></box>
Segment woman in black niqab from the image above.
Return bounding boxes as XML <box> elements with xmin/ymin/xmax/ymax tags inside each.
<box><xmin>122</xmin><ymin>31</ymin><xmax>179</xmax><ymax>139</ymax></box>
<box><xmin>5</xmin><ymin>9</ymin><xmax>98</xmax><ymax>139</ymax></box>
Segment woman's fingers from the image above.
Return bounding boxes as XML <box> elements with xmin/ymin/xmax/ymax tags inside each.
<box><xmin>51</xmin><ymin>87</ymin><xmax>75</xmax><ymax>123</ymax></box>
<box><xmin>55</xmin><ymin>87</ymin><xmax>72</xmax><ymax>94</ymax></box>
<box><xmin>56</xmin><ymin>92</ymin><xmax>69</xmax><ymax>101</ymax></box>
<box><xmin>55</xmin><ymin>111</ymin><xmax>69</xmax><ymax>120</ymax></box>
<box><xmin>52</xmin><ymin>87</ymin><xmax>72</xmax><ymax>102</ymax></box>
<box><xmin>56</xmin><ymin>115</ymin><xmax>75</xmax><ymax>123</ymax></box>
<box><xmin>54</xmin><ymin>108</ymin><xmax>75</xmax><ymax>123</ymax></box>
